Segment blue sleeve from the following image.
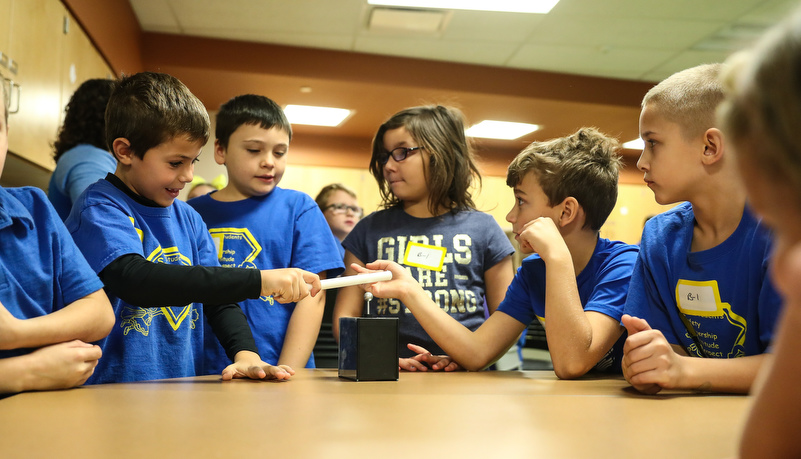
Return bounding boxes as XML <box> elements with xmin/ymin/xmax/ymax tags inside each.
<box><xmin>25</xmin><ymin>188</ymin><xmax>103</xmax><ymax>307</ymax></box>
<box><xmin>583</xmin><ymin>247</ymin><xmax>638</xmax><ymax>322</ymax></box>
<box><xmin>68</xmin><ymin>201</ymin><xmax>145</xmax><ymax>274</ymax></box>
<box><xmin>65</xmin><ymin>152</ymin><xmax>116</xmax><ymax>204</ymax></box>
<box><xmin>342</xmin><ymin>216</ymin><xmax>369</xmax><ymax>263</ymax></box>
<box><xmin>623</xmin><ymin>238</ymin><xmax>681</xmax><ymax>344</ymax></box>
<box><xmin>497</xmin><ymin>261</ymin><xmax>541</xmax><ymax>326</ymax></box>
<box><xmin>291</xmin><ymin>198</ymin><xmax>345</xmax><ymax>277</ymax></box>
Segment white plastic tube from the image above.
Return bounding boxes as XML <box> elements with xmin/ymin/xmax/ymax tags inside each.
<box><xmin>319</xmin><ymin>271</ymin><xmax>392</xmax><ymax>290</ymax></box>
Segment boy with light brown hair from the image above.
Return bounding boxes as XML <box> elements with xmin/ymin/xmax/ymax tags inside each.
<box><xmin>621</xmin><ymin>63</ymin><xmax>782</xmax><ymax>394</ymax></box>
<box><xmin>354</xmin><ymin>127</ymin><xmax>639</xmax><ymax>377</ymax></box>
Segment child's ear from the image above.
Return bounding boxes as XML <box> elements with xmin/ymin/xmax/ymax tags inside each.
<box><xmin>214</xmin><ymin>139</ymin><xmax>226</xmax><ymax>165</ymax></box>
<box><xmin>701</xmin><ymin>128</ymin><xmax>725</xmax><ymax>164</ymax></box>
<box><xmin>558</xmin><ymin>197</ymin><xmax>580</xmax><ymax>227</ymax></box>
<box><xmin>112</xmin><ymin>138</ymin><xmax>135</xmax><ymax>165</ymax></box>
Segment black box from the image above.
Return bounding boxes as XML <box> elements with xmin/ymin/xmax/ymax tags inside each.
<box><xmin>338</xmin><ymin>317</ymin><xmax>399</xmax><ymax>381</ymax></box>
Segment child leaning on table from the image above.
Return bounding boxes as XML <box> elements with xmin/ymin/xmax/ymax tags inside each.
<box><xmin>0</xmin><ymin>76</ymin><xmax>115</xmax><ymax>394</ymax></box>
<box><xmin>354</xmin><ymin>127</ymin><xmax>639</xmax><ymax>377</ymax></box>
<box><xmin>620</xmin><ymin>63</ymin><xmax>782</xmax><ymax>394</ymax></box>
<box><xmin>188</xmin><ymin>94</ymin><xmax>343</xmax><ymax>373</ymax></box>
<box><xmin>719</xmin><ymin>8</ymin><xmax>801</xmax><ymax>458</ymax></box>
<box><xmin>65</xmin><ymin>72</ymin><xmax>321</xmax><ymax>384</ymax></box>
<box><xmin>333</xmin><ymin>105</ymin><xmax>516</xmax><ymax>371</ymax></box>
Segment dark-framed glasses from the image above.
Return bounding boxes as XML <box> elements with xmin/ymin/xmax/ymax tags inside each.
<box><xmin>324</xmin><ymin>203</ymin><xmax>363</xmax><ymax>217</ymax></box>
<box><xmin>379</xmin><ymin>146</ymin><xmax>424</xmax><ymax>165</ymax></box>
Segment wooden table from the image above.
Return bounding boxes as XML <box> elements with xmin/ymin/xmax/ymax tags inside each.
<box><xmin>0</xmin><ymin>369</ymin><xmax>748</xmax><ymax>458</ymax></box>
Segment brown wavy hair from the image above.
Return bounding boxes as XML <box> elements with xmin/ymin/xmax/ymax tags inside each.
<box><xmin>369</xmin><ymin>105</ymin><xmax>480</xmax><ymax>215</ymax></box>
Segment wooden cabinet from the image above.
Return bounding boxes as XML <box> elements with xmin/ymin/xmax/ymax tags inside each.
<box><xmin>6</xmin><ymin>0</ymin><xmax>65</xmax><ymax>170</ymax></box>
<box><xmin>3</xmin><ymin>0</ymin><xmax>112</xmax><ymax>174</ymax></box>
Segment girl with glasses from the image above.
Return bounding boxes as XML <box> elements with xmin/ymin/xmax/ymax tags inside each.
<box><xmin>333</xmin><ymin>105</ymin><xmax>515</xmax><ymax>371</ymax></box>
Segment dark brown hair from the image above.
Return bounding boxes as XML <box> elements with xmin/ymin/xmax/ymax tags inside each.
<box><xmin>369</xmin><ymin>105</ymin><xmax>480</xmax><ymax>215</ymax></box>
<box><xmin>105</xmin><ymin>72</ymin><xmax>209</xmax><ymax>159</ymax></box>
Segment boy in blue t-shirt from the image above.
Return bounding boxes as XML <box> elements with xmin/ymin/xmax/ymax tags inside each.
<box><xmin>0</xmin><ymin>77</ymin><xmax>115</xmax><ymax>394</ymax></box>
<box><xmin>66</xmin><ymin>73</ymin><xmax>322</xmax><ymax>384</ymax></box>
<box><xmin>189</xmin><ymin>95</ymin><xmax>344</xmax><ymax>372</ymax></box>
<box><xmin>354</xmin><ymin>127</ymin><xmax>639</xmax><ymax>377</ymax></box>
<box><xmin>622</xmin><ymin>63</ymin><xmax>782</xmax><ymax>394</ymax></box>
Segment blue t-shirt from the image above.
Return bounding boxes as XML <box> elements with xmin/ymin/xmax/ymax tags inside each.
<box><xmin>66</xmin><ymin>178</ymin><xmax>220</xmax><ymax>384</ymax></box>
<box><xmin>498</xmin><ymin>237</ymin><xmax>638</xmax><ymax>373</ymax></box>
<box><xmin>48</xmin><ymin>144</ymin><xmax>116</xmax><ymax>221</ymax></box>
<box><xmin>188</xmin><ymin>187</ymin><xmax>344</xmax><ymax>372</ymax></box>
<box><xmin>624</xmin><ymin>202</ymin><xmax>782</xmax><ymax>358</ymax></box>
<box><xmin>343</xmin><ymin>206</ymin><xmax>515</xmax><ymax>357</ymax></box>
<box><xmin>0</xmin><ymin>186</ymin><xmax>103</xmax><ymax>360</ymax></box>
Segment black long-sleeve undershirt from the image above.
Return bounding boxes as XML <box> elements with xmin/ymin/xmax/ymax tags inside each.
<box><xmin>100</xmin><ymin>253</ymin><xmax>262</xmax><ymax>361</ymax></box>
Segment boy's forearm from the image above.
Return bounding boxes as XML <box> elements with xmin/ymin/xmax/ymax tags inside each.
<box><xmin>542</xmin><ymin>257</ymin><xmax>599</xmax><ymax>378</ymax></box>
<box><xmin>677</xmin><ymin>353</ymin><xmax>766</xmax><ymax>393</ymax></box>
<box><xmin>278</xmin><ymin>291</ymin><xmax>325</xmax><ymax>369</ymax></box>
<box><xmin>399</xmin><ymin>287</ymin><xmax>499</xmax><ymax>371</ymax></box>
<box><xmin>8</xmin><ymin>290</ymin><xmax>114</xmax><ymax>349</ymax></box>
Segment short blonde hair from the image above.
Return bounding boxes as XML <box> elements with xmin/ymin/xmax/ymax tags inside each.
<box><xmin>315</xmin><ymin>183</ymin><xmax>357</xmax><ymax>209</ymax></box>
<box><xmin>506</xmin><ymin>127</ymin><xmax>622</xmax><ymax>231</ymax></box>
<box><xmin>643</xmin><ymin>63</ymin><xmax>725</xmax><ymax>140</ymax></box>
<box><xmin>719</xmin><ymin>9</ymin><xmax>801</xmax><ymax>198</ymax></box>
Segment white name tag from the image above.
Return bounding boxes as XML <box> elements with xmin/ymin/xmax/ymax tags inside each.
<box><xmin>403</xmin><ymin>242</ymin><xmax>447</xmax><ymax>271</ymax></box>
<box><xmin>676</xmin><ymin>281</ymin><xmax>719</xmax><ymax>313</ymax></box>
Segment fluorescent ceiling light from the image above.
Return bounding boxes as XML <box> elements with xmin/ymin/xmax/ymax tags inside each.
<box><xmin>284</xmin><ymin>105</ymin><xmax>351</xmax><ymax>127</ymax></box>
<box><xmin>623</xmin><ymin>138</ymin><xmax>644</xmax><ymax>150</ymax></box>
<box><xmin>367</xmin><ymin>0</ymin><xmax>559</xmax><ymax>14</ymax></box>
<box><xmin>465</xmin><ymin>120</ymin><xmax>539</xmax><ymax>140</ymax></box>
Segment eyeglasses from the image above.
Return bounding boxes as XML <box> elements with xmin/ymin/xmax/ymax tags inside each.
<box><xmin>379</xmin><ymin>146</ymin><xmax>424</xmax><ymax>165</ymax></box>
<box><xmin>324</xmin><ymin>203</ymin><xmax>363</xmax><ymax>217</ymax></box>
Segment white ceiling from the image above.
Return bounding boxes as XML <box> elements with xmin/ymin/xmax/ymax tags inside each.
<box><xmin>128</xmin><ymin>0</ymin><xmax>798</xmax><ymax>82</ymax></box>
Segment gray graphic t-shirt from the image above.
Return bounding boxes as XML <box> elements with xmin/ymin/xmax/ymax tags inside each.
<box><xmin>343</xmin><ymin>206</ymin><xmax>515</xmax><ymax>357</ymax></box>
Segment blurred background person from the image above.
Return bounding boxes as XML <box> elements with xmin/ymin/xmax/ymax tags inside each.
<box><xmin>315</xmin><ymin>183</ymin><xmax>362</xmax><ymax>258</ymax></box>
<box><xmin>48</xmin><ymin>78</ymin><xmax>116</xmax><ymax>220</ymax></box>
<box><xmin>313</xmin><ymin>183</ymin><xmax>362</xmax><ymax>367</ymax></box>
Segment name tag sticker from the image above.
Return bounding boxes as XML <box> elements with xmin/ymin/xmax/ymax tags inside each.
<box><xmin>676</xmin><ymin>281</ymin><xmax>721</xmax><ymax>313</ymax></box>
<box><xmin>403</xmin><ymin>242</ymin><xmax>447</xmax><ymax>271</ymax></box>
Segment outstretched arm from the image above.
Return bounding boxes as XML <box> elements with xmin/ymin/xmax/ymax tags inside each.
<box><xmin>354</xmin><ymin>261</ymin><xmax>527</xmax><ymax>371</ymax></box>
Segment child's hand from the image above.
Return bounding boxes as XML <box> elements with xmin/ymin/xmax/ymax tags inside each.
<box><xmin>517</xmin><ymin>217</ymin><xmax>569</xmax><ymax>262</ymax></box>
<box><xmin>352</xmin><ymin>261</ymin><xmax>421</xmax><ymax>303</ymax></box>
<box><xmin>405</xmin><ymin>343</ymin><xmax>460</xmax><ymax>371</ymax></box>
<box><xmin>222</xmin><ymin>351</ymin><xmax>295</xmax><ymax>381</ymax></box>
<box><xmin>23</xmin><ymin>340</ymin><xmax>102</xmax><ymax>391</ymax></box>
<box><xmin>621</xmin><ymin>314</ymin><xmax>681</xmax><ymax>394</ymax></box>
<box><xmin>260</xmin><ymin>268</ymin><xmax>321</xmax><ymax>303</ymax></box>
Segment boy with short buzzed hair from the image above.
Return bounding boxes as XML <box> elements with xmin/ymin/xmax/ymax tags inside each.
<box><xmin>621</xmin><ymin>63</ymin><xmax>782</xmax><ymax>394</ymax></box>
<box><xmin>353</xmin><ymin>127</ymin><xmax>639</xmax><ymax>377</ymax></box>
<box><xmin>189</xmin><ymin>94</ymin><xmax>343</xmax><ymax>372</ymax></box>
<box><xmin>66</xmin><ymin>73</ymin><xmax>321</xmax><ymax>384</ymax></box>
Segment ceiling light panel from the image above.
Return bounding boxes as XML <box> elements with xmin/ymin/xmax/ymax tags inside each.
<box><xmin>284</xmin><ymin>105</ymin><xmax>351</xmax><ymax>127</ymax></box>
<box><xmin>465</xmin><ymin>120</ymin><xmax>539</xmax><ymax>140</ymax></box>
<box><xmin>367</xmin><ymin>0</ymin><xmax>560</xmax><ymax>14</ymax></box>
